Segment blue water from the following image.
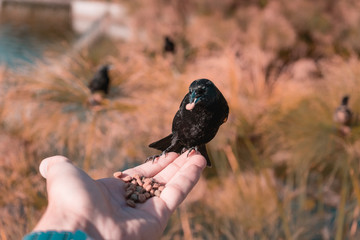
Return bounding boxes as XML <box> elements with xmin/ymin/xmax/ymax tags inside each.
<box><xmin>0</xmin><ymin>24</ymin><xmax>44</xmax><ymax>67</ymax></box>
<box><xmin>0</xmin><ymin>4</ymin><xmax>75</xmax><ymax>69</ymax></box>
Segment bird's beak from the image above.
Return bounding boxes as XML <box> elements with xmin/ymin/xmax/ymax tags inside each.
<box><xmin>189</xmin><ymin>91</ymin><xmax>201</xmax><ymax>104</ymax></box>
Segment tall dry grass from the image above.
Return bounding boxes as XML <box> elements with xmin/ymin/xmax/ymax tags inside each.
<box><xmin>2</xmin><ymin>0</ymin><xmax>360</xmax><ymax>239</ymax></box>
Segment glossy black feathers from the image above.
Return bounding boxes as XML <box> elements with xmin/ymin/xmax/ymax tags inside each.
<box><xmin>148</xmin><ymin>78</ymin><xmax>229</xmax><ymax>167</ymax></box>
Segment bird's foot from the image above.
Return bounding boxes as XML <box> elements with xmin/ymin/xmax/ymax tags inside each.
<box><xmin>145</xmin><ymin>155</ymin><xmax>160</xmax><ymax>163</ymax></box>
<box><xmin>186</xmin><ymin>146</ymin><xmax>199</xmax><ymax>157</ymax></box>
<box><xmin>181</xmin><ymin>147</ymin><xmax>187</xmax><ymax>154</ymax></box>
<box><xmin>88</xmin><ymin>93</ymin><xmax>104</xmax><ymax>106</ymax></box>
<box><xmin>145</xmin><ymin>151</ymin><xmax>167</xmax><ymax>163</ymax></box>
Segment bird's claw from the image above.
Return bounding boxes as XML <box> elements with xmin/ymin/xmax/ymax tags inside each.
<box><xmin>145</xmin><ymin>155</ymin><xmax>159</xmax><ymax>163</ymax></box>
<box><xmin>181</xmin><ymin>147</ymin><xmax>187</xmax><ymax>154</ymax></box>
<box><xmin>186</xmin><ymin>146</ymin><xmax>198</xmax><ymax>157</ymax></box>
<box><xmin>145</xmin><ymin>151</ymin><xmax>167</xmax><ymax>163</ymax></box>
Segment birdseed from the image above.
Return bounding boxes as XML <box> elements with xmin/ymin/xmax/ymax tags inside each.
<box><xmin>114</xmin><ymin>172</ymin><xmax>165</xmax><ymax>207</ymax></box>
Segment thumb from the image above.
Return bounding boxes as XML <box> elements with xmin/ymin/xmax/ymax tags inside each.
<box><xmin>39</xmin><ymin>155</ymin><xmax>96</xmax><ymax>210</ymax></box>
<box><xmin>39</xmin><ymin>155</ymin><xmax>71</xmax><ymax>179</ymax></box>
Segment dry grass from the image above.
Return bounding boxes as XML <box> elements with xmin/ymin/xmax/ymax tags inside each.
<box><xmin>0</xmin><ymin>134</ymin><xmax>45</xmax><ymax>240</ymax></box>
<box><xmin>2</xmin><ymin>0</ymin><xmax>360</xmax><ymax>239</ymax></box>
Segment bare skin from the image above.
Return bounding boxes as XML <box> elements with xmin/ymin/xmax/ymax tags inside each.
<box><xmin>33</xmin><ymin>152</ymin><xmax>207</xmax><ymax>240</ymax></box>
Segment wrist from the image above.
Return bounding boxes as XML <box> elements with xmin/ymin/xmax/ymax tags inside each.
<box><xmin>32</xmin><ymin>204</ymin><xmax>105</xmax><ymax>239</ymax></box>
<box><xmin>33</xmin><ymin>205</ymin><xmax>86</xmax><ymax>232</ymax></box>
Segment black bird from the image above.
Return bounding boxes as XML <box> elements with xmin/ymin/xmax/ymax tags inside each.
<box><xmin>163</xmin><ymin>36</ymin><xmax>176</xmax><ymax>54</ymax></box>
<box><xmin>333</xmin><ymin>95</ymin><xmax>352</xmax><ymax>126</ymax></box>
<box><xmin>88</xmin><ymin>64</ymin><xmax>112</xmax><ymax>95</ymax></box>
<box><xmin>147</xmin><ymin>78</ymin><xmax>229</xmax><ymax>167</ymax></box>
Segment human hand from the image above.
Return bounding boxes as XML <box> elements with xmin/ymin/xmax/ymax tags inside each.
<box><xmin>32</xmin><ymin>152</ymin><xmax>207</xmax><ymax>240</ymax></box>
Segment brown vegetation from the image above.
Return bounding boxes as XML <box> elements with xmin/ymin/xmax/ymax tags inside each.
<box><xmin>1</xmin><ymin>0</ymin><xmax>360</xmax><ymax>239</ymax></box>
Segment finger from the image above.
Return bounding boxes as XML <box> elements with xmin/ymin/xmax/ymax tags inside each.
<box><xmin>153</xmin><ymin>151</ymin><xmax>203</xmax><ymax>183</ymax></box>
<box><xmin>122</xmin><ymin>152</ymin><xmax>179</xmax><ymax>177</ymax></box>
<box><xmin>39</xmin><ymin>155</ymin><xmax>71</xmax><ymax>179</ymax></box>
<box><xmin>159</xmin><ymin>154</ymin><xmax>206</xmax><ymax>212</ymax></box>
<box><xmin>40</xmin><ymin>156</ymin><xmax>93</xmax><ymax>202</ymax></box>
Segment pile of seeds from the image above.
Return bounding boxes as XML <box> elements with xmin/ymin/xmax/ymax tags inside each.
<box><xmin>114</xmin><ymin>172</ymin><xmax>165</xmax><ymax>208</ymax></box>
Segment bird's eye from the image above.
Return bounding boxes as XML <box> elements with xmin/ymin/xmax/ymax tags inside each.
<box><xmin>197</xmin><ymin>87</ymin><xmax>206</xmax><ymax>94</ymax></box>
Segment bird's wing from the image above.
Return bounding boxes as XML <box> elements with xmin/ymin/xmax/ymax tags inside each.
<box><xmin>198</xmin><ymin>144</ymin><xmax>211</xmax><ymax>167</ymax></box>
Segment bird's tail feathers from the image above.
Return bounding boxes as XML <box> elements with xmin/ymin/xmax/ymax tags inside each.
<box><xmin>149</xmin><ymin>134</ymin><xmax>173</xmax><ymax>151</ymax></box>
<box><xmin>198</xmin><ymin>144</ymin><xmax>211</xmax><ymax>167</ymax></box>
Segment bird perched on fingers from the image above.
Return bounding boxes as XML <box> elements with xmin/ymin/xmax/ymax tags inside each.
<box><xmin>147</xmin><ymin>78</ymin><xmax>229</xmax><ymax>167</ymax></box>
<box><xmin>88</xmin><ymin>64</ymin><xmax>112</xmax><ymax>95</ymax></box>
<box><xmin>333</xmin><ymin>95</ymin><xmax>352</xmax><ymax>126</ymax></box>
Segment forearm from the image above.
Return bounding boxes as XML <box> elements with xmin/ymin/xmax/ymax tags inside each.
<box><xmin>32</xmin><ymin>205</ymin><xmax>104</xmax><ymax>239</ymax></box>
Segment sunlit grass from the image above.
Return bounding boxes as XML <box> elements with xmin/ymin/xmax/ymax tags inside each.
<box><xmin>1</xmin><ymin>53</ymin><xmax>141</xmax><ymax>172</ymax></box>
<box><xmin>0</xmin><ymin>133</ymin><xmax>45</xmax><ymax>240</ymax></box>
<box><xmin>2</xmin><ymin>0</ymin><xmax>360</xmax><ymax>239</ymax></box>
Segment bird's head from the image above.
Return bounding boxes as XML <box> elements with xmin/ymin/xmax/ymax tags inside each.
<box><xmin>165</xmin><ymin>36</ymin><xmax>171</xmax><ymax>43</ymax></box>
<box><xmin>186</xmin><ymin>79</ymin><xmax>218</xmax><ymax>110</ymax></box>
<box><xmin>341</xmin><ymin>95</ymin><xmax>350</xmax><ymax>106</ymax></box>
<box><xmin>99</xmin><ymin>64</ymin><xmax>113</xmax><ymax>74</ymax></box>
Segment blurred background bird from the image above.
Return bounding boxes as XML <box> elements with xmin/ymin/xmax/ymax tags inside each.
<box><xmin>333</xmin><ymin>95</ymin><xmax>352</xmax><ymax>136</ymax></box>
<box><xmin>163</xmin><ymin>36</ymin><xmax>176</xmax><ymax>54</ymax></box>
<box><xmin>89</xmin><ymin>64</ymin><xmax>112</xmax><ymax>95</ymax></box>
<box><xmin>88</xmin><ymin>64</ymin><xmax>112</xmax><ymax>105</ymax></box>
<box><xmin>333</xmin><ymin>95</ymin><xmax>352</xmax><ymax>126</ymax></box>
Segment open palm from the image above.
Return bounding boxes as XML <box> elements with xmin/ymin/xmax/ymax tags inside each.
<box><xmin>33</xmin><ymin>152</ymin><xmax>206</xmax><ymax>240</ymax></box>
